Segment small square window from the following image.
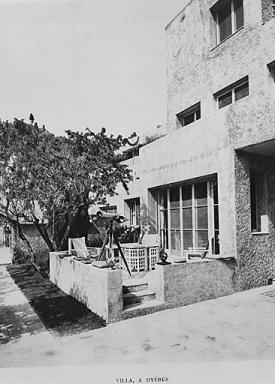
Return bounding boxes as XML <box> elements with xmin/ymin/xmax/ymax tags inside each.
<box><xmin>177</xmin><ymin>102</ymin><xmax>201</xmax><ymax>127</ymax></box>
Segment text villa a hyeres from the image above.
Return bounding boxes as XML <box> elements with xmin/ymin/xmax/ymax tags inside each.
<box><xmin>116</xmin><ymin>377</ymin><xmax>169</xmax><ymax>383</ymax></box>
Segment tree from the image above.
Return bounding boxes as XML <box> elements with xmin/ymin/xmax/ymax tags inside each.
<box><xmin>0</xmin><ymin>118</ymin><xmax>135</xmax><ymax>259</ymax></box>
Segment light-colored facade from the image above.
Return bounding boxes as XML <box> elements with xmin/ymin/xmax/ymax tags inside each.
<box><xmin>109</xmin><ymin>0</ymin><xmax>275</xmax><ymax>290</ymax></box>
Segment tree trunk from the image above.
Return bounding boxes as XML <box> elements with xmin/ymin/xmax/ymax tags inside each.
<box><xmin>33</xmin><ymin>218</ymin><xmax>55</xmax><ymax>252</ymax></box>
<box><xmin>0</xmin><ymin>212</ymin><xmax>35</xmax><ymax>262</ymax></box>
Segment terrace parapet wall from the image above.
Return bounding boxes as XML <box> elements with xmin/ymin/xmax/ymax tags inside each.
<box><xmin>49</xmin><ymin>252</ymin><xmax>123</xmax><ymax>323</ymax></box>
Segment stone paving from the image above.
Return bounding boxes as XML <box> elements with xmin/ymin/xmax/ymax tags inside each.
<box><xmin>1</xmin><ymin>246</ymin><xmax>275</xmax><ymax>367</ymax></box>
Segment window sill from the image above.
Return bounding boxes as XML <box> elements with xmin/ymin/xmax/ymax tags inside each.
<box><xmin>252</xmin><ymin>232</ymin><xmax>269</xmax><ymax>236</ymax></box>
<box><xmin>210</xmin><ymin>26</ymin><xmax>244</xmax><ymax>52</ymax></box>
<box><xmin>205</xmin><ymin>254</ymin><xmax>234</xmax><ymax>260</ymax></box>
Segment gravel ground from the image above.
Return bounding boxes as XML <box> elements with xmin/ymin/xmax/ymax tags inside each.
<box><xmin>1</xmin><ymin>250</ymin><xmax>275</xmax><ymax>371</ymax></box>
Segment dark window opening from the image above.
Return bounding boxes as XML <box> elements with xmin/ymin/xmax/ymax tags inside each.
<box><xmin>218</xmin><ymin>91</ymin><xmax>232</xmax><ymax>108</ymax></box>
<box><xmin>177</xmin><ymin>102</ymin><xmax>201</xmax><ymax>127</ymax></box>
<box><xmin>234</xmin><ymin>81</ymin><xmax>249</xmax><ymax>101</ymax></box>
<box><xmin>212</xmin><ymin>0</ymin><xmax>244</xmax><ymax>44</ymax></box>
<box><xmin>216</xmin><ymin>77</ymin><xmax>249</xmax><ymax>109</ymax></box>
<box><xmin>125</xmin><ymin>198</ymin><xmax>140</xmax><ymax>227</ymax></box>
<box><xmin>250</xmin><ymin>170</ymin><xmax>268</xmax><ymax>233</ymax></box>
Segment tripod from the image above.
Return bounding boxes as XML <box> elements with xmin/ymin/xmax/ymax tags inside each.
<box><xmin>98</xmin><ymin>219</ymin><xmax>131</xmax><ymax>277</ymax></box>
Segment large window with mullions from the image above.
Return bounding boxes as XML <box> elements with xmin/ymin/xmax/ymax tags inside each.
<box><xmin>156</xmin><ymin>178</ymin><xmax>219</xmax><ymax>258</ymax></box>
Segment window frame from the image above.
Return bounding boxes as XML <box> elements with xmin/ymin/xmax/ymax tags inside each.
<box><xmin>215</xmin><ymin>76</ymin><xmax>249</xmax><ymax>109</ymax></box>
<box><xmin>250</xmin><ymin>169</ymin><xmax>268</xmax><ymax>234</ymax></box>
<box><xmin>156</xmin><ymin>178</ymin><xmax>219</xmax><ymax>260</ymax></box>
<box><xmin>125</xmin><ymin>198</ymin><xmax>140</xmax><ymax>227</ymax></box>
<box><xmin>212</xmin><ymin>0</ymin><xmax>244</xmax><ymax>45</ymax></box>
<box><xmin>176</xmin><ymin>102</ymin><xmax>201</xmax><ymax>128</ymax></box>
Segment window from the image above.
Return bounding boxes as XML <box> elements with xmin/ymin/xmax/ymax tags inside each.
<box><xmin>125</xmin><ymin>198</ymin><xmax>140</xmax><ymax>227</ymax></box>
<box><xmin>215</xmin><ymin>76</ymin><xmax>249</xmax><ymax>109</ymax></box>
<box><xmin>177</xmin><ymin>102</ymin><xmax>201</xmax><ymax>127</ymax></box>
<box><xmin>155</xmin><ymin>178</ymin><xmax>219</xmax><ymax>258</ymax></box>
<box><xmin>250</xmin><ymin>170</ymin><xmax>268</xmax><ymax>233</ymax></box>
<box><xmin>212</xmin><ymin>0</ymin><xmax>244</xmax><ymax>44</ymax></box>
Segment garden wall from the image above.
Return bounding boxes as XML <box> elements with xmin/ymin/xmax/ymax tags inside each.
<box><xmin>151</xmin><ymin>259</ymin><xmax>238</xmax><ymax>307</ymax></box>
<box><xmin>49</xmin><ymin>252</ymin><xmax>123</xmax><ymax>323</ymax></box>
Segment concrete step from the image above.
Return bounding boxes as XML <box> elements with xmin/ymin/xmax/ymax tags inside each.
<box><xmin>122</xmin><ymin>282</ymin><xmax>148</xmax><ymax>294</ymax></box>
<box><xmin>123</xmin><ymin>290</ymin><xmax>156</xmax><ymax>307</ymax></box>
<box><xmin>122</xmin><ymin>299</ymin><xmax>167</xmax><ymax>320</ymax></box>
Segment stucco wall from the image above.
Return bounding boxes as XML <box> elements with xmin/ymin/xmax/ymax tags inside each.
<box><xmin>50</xmin><ymin>253</ymin><xmax>123</xmax><ymax>323</ymax></box>
<box><xmin>110</xmin><ymin>132</ymin><xmax>237</xmax><ymax>259</ymax></box>
<box><xmin>152</xmin><ymin>260</ymin><xmax>237</xmax><ymax>307</ymax></box>
<box><xmin>108</xmin><ymin>0</ymin><xmax>275</xmax><ymax>280</ymax></box>
<box><xmin>166</xmin><ymin>0</ymin><xmax>275</xmax><ymax>150</ymax></box>
<box><xmin>234</xmin><ymin>152</ymin><xmax>275</xmax><ymax>289</ymax></box>
<box><xmin>261</xmin><ymin>0</ymin><xmax>274</xmax><ymax>23</ymax></box>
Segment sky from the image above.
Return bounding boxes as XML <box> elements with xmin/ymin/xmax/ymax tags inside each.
<box><xmin>0</xmin><ymin>0</ymin><xmax>187</xmax><ymax>138</ymax></box>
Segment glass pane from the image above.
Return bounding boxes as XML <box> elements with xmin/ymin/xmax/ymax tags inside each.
<box><xmin>183</xmin><ymin>230</ymin><xmax>193</xmax><ymax>250</ymax></box>
<box><xmin>235</xmin><ymin>82</ymin><xmax>249</xmax><ymax>101</ymax></box>
<box><xmin>195</xmin><ymin>230</ymin><xmax>208</xmax><ymax>249</ymax></box>
<box><xmin>250</xmin><ymin>171</ymin><xmax>257</xmax><ymax>231</ymax></box>
<box><xmin>234</xmin><ymin>0</ymin><xmax>244</xmax><ymax>30</ymax></box>
<box><xmin>213</xmin><ymin>181</ymin><xmax>218</xmax><ymax>204</ymax></box>
<box><xmin>182</xmin><ymin>208</ymin><xmax>192</xmax><ymax>229</ymax></box>
<box><xmin>160</xmin><ymin>229</ymin><xmax>169</xmax><ymax>249</ymax></box>
<box><xmin>170</xmin><ymin>209</ymin><xmax>180</xmax><ymax>229</ymax></box>
<box><xmin>183</xmin><ymin>112</ymin><xmax>195</xmax><ymax>126</ymax></box>
<box><xmin>218</xmin><ymin>91</ymin><xmax>232</xmax><ymax>108</ymax></box>
<box><xmin>195</xmin><ymin>108</ymin><xmax>201</xmax><ymax>120</ymax></box>
<box><xmin>170</xmin><ymin>187</ymin><xmax>180</xmax><ymax>208</ymax></box>
<box><xmin>196</xmin><ymin>206</ymin><xmax>208</xmax><ymax>229</ymax></box>
<box><xmin>195</xmin><ymin>182</ymin><xmax>207</xmax><ymax>206</ymax></box>
<box><xmin>214</xmin><ymin>230</ymin><xmax>220</xmax><ymax>255</ymax></box>
<box><xmin>171</xmin><ymin>230</ymin><xmax>181</xmax><ymax>250</ymax></box>
<box><xmin>218</xmin><ymin>2</ymin><xmax>232</xmax><ymax>42</ymax></box>
<box><xmin>214</xmin><ymin>205</ymin><xmax>219</xmax><ymax>230</ymax></box>
<box><xmin>160</xmin><ymin>190</ymin><xmax>167</xmax><ymax>209</ymax></box>
<box><xmin>182</xmin><ymin>185</ymin><xmax>192</xmax><ymax>207</ymax></box>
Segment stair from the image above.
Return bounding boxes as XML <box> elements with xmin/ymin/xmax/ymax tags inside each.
<box><xmin>121</xmin><ymin>280</ymin><xmax>166</xmax><ymax>320</ymax></box>
<box><xmin>123</xmin><ymin>282</ymin><xmax>156</xmax><ymax>309</ymax></box>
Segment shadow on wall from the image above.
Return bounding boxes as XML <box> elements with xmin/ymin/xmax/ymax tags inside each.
<box><xmin>4</xmin><ymin>265</ymin><xmax>105</xmax><ymax>342</ymax></box>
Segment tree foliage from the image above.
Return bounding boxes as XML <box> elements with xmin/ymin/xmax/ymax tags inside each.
<box><xmin>0</xmin><ymin>118</ymin><xmax>135</xmax><ymax>253</ymax></box>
